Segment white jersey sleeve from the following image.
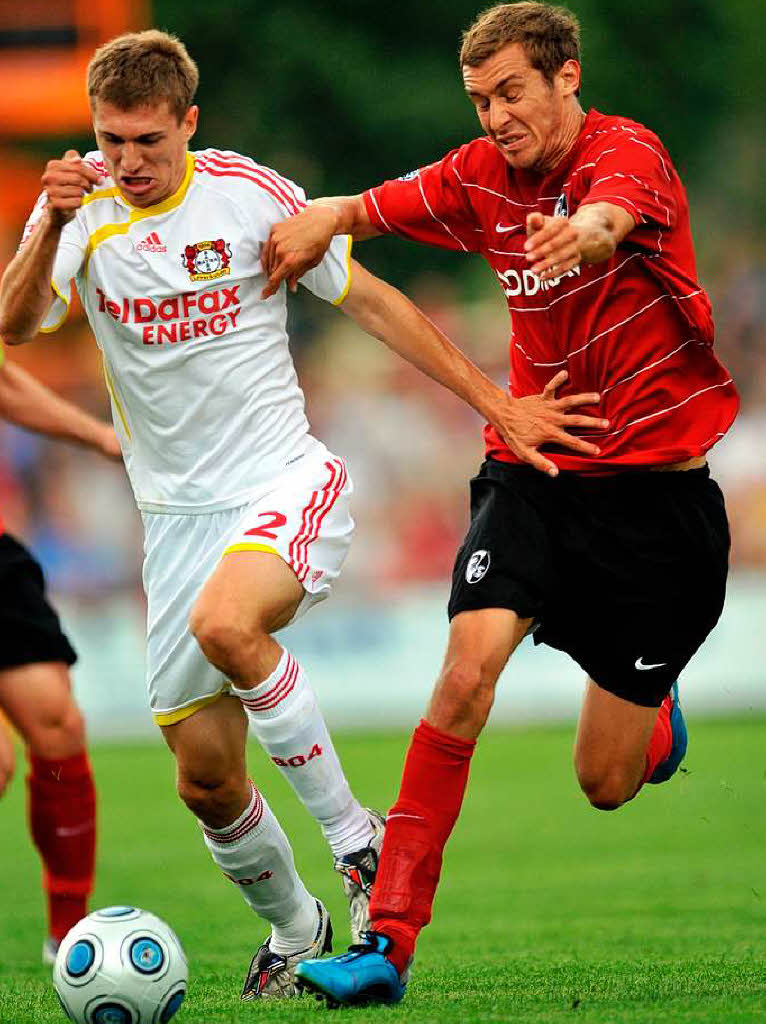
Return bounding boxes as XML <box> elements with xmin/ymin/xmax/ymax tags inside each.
<box><xmin>302</xmin><ymin>231</ymin><xmax>353</xmax><ymax>305</ymax></box>
<box><xmin>20</xmin><ymin>192</ymin><xmax>88</xmax><ymax>333</ymax></box>
<box><xmin>287</xmin><ymin>185</ymin><xmax>352</xmax><ymax>305</ymax></box>
<box><xmin>230</xmin><ymin>162</ymin><xmax>351</xmax><ymax>305</ymax></box>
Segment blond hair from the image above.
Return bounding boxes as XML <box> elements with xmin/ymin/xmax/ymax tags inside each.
<box><xmin>460</xmin><ymin>2</ymin><xmax>580</xmax><ymax>86</ymax></box>
<box><xmin>87</xmin><ymin>30</ymin><xmax>199</xmax><ymax>121</ymax></box>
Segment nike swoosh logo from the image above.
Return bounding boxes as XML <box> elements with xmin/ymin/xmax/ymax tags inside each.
<box><xmin>635</xmin><ymin>657</ymin><xmax>668</xmax><ymax>671</ymax></box>
<box><xmin>495</xmin><ymin>222</ymin><xmax>521</xmax><ymax>234</ymax></box>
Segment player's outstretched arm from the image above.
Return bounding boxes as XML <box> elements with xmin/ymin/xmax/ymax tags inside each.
<box><xmin>262</xmin><ymin>195</ymin><xmax>378</xmax><ymax>299</ymax></box>
<box><xmin>340</xmin><ymin>261</ymin><xmax>608</xmax><ymax>477</ymax></box>
<box><xmin>0</xmin><ymin>151</ymin><xmax>99</xmax><ymax>345</ymax></box>
<box><xmin>0</xmin><ymin>355</ymin><xmax>121</xmax><ymax>460</ymax></box>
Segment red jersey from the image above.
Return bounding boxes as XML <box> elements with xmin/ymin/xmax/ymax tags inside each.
<box><xmin>363</xmin><ymin>109</ymin><xmax>738</xmax><ymax>472</ymax></box>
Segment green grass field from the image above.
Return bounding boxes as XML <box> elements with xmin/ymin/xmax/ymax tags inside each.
<box><xmin>1</xmin><ymin>717</ymin><xmax>765</xmax><ymax>1023</ymax></box>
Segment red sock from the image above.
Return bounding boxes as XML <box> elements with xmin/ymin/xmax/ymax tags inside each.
<box><xmin>370</xmin><ymin>719</ymin><xmax>475</xmax><ymax>975</ymax></box>
<box><xmin>639</xmin><ymin>694</ymin><xmax>673</xmax><ymax>787</ymax></box>
<box><xmin>27</xmin><ymin>751</ymin><xmax>97</xmax><ymax>941</ymax></box>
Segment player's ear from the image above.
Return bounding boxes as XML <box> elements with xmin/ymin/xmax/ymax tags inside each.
<box><xmin>558</xmin><ymin>60</ymin><xmax>580</xmax><ymax>98</ymax></box>
<box><xmin>183</xmin><ymin>105</ymin><xmax>199</xmax><ymax>141</ymax></box>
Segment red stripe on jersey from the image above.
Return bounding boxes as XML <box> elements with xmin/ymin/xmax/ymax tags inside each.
<box><xmin>200</xmin><ymin>151</ymin><xmax>305</xmax><ymax>215</ymax></box>
<box><xmin>195</xmin><ymin>160</ymin><xmax>297</xmax><ymax>216</ymax></box>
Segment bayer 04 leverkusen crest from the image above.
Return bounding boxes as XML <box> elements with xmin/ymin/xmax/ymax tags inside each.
<box><xmin>182</xmin><ymin>239</ymin><xmax>232</xmax><ymax>281</ymax></box>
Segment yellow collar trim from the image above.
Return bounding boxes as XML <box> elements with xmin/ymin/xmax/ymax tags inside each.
<box><xmin>83</xmin><ymin>153</ymin><xmax>195</xmax><ymax>268</ymax></box>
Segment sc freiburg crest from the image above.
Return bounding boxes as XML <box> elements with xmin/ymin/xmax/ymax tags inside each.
<box><xmin>466</xmin><ymin>549</ymin><xmax>491</xmax><ymax>584</ymax></box>
<box><xmin>182</xmin><ymin>239</ymin><xmax>232</xmax><ymax>281</ymax></box>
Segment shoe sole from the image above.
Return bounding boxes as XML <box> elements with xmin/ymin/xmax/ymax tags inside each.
<box><xmin>295</xmin><ymin>977</ymin><xmax>341</xmax><ymax>1010</ymax></box>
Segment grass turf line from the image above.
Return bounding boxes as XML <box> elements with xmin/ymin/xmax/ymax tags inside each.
<box><xmin>0</xmin><ymin>718</ymin><xmax>764</xmax><ymax>1022</ymax></box>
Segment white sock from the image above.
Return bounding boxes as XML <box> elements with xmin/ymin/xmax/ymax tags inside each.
<box><xmin>230</xmin><ymin>649</ymin><xmax>372</xmax><ymax>858</ymax></box>
<box><xmin>201</xmin><ymin>782</ymin><xmax>318</xmax><ymax>953</ymax></box>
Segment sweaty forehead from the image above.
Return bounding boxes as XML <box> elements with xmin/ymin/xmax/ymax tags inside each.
<box><xmin>462</xmin><ymin>43</ymin><xmax>533</xmax><ymax>95</ymax></box>
<box><xmin>93</xmin><ymin>100</ymin><xmax>176</xmax><ymax>136</ymax></box>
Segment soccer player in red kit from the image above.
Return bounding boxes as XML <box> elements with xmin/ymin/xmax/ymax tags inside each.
<box><xmin>0</xmin><ymin>348</ymin><xmax>121</xmax><ymax>963</ymax></box>
<box><xmin>262</xmin><ymin>2</ymin><xmax>738</xmax><ymax>1005</ymax></box>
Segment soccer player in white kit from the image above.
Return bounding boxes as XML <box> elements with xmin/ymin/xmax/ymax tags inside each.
<box><xmin>0</xmin><ymin>29</ymin><xmax>599</xmax><ymax>1000</ymax></box>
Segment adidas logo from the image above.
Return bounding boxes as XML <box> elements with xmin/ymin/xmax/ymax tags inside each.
<box><xmin>136</xmin><ymin>231</ymin><xmax>167</xmax><ymax>253</ymax></box>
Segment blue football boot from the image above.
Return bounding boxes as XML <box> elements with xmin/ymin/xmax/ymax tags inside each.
<box><xmin>648</xmin><ymin>681</ymin><xmax>688</xmax><ymax>784</ymax></box>
<box><xmin>295</xmin><ymin>931</ymin><xmax>407</xmax><ymax>1008</ymax></box>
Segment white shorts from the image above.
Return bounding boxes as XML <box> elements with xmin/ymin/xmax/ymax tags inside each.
<box><xmin>141</xmin><ymin>443</ymin><xmax>353</xmax><ymax>725</ymax></box>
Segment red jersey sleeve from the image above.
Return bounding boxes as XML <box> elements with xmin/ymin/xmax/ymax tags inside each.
<box><xmin>363</xmin><ymin>146</ymin><xmax>481</xmax><ymax>253</ymax></box>
<box><xmin>578</xmin><ymin>127</ymin><xmax>679</xmax><ymax>254</ymax></box>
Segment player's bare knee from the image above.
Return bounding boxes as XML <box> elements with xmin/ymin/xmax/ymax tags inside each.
<box><xmin>191</xmin><ymin>609</ymin><xmax>262</xmax><ymax>680</ymax></box>
<box><xmin>25</xmin><ymin>698</ymin><xmax>86</xmax><ymax>760</ymax></box>
<box><xmin>176</xmin><ymin>771</ymin><xmax>242</xmax><ymax>823</ymax></box>
<box><xmin>435</xmin><ymin>660</ymin><xmax>496</xmax><ymax>732</ymax></box>
<box><xmin>577</xmin><ymin>766</ymin><xmax>633</xmax><ymax>811</ymax></box>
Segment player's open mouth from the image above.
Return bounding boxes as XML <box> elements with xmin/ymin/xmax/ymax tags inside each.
<box><xmin>497</xmin><ymin>134</ymin><xmax>526</xmax><ymax>152</ymax></box>
<box><xmin>120</xmin><ymin>176</ymin><xmax>154</xmax><ymax>196</ymax></box>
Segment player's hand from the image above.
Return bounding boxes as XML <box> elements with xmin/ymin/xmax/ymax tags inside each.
<box><xmin>41</xmin><ymin>150</ymin><xmax>102</xmax><ymax>226</ymax></box>
<box><xmin>524</xmin><ymin>211</ymin><xmax>582</xmax><ymax>282</ymax></box>
<box><xmin>261</xmin><ymin>205</ymin><xmax>338</xmax><ymax>299</ymax></box>
<box><xmin>96</xmin><ymin>425</ymin><xmax>123</xmax><ymax>461</ymax></box>
<box><xmin>491</xmin><ymin>370</ymin><xmax>608</xmax><ymax>477</ymax></box>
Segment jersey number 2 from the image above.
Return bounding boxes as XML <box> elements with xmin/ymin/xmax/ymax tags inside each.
<box><xmin>244</xmin><ymin>511</ymin><xmax>287</xmax><ymax>540</ymax></box>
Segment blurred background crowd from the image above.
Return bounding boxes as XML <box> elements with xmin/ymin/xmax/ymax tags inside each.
<box><xmin>0</xmin><ymin>0</ymin><xmax>763</xmax><ymax>651</ymax></box>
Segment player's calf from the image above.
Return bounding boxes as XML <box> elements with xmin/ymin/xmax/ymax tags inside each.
<box><xmin>0</xmin><ymin>721</ymin><xmax>15</xmax><ymax>797</ymax></box>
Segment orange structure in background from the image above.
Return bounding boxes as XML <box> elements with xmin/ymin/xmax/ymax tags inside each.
<box><xmin>0</xmin><ymin>0</ymin><xmax>146</xmax><ymax>135</ymax></box>
<box><xmin>0</xmin><ymin>0</ymin><xmax>147</xmax><ymax>386</ymax></box>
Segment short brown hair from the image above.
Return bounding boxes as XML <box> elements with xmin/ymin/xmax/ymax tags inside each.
<box><xmin>460</xmin><ymin>2</ymin><xmax>580</xmax><ymax>86</ymax></box>
<box><xmin>87</xmin><ymin>30</ymin><xmax>199</xmax><ymax>121</ymax></box>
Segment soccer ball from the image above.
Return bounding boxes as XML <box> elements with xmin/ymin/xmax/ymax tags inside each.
<box><xmin>52</xmin><ymin>906</ymin><xmax>188</xmax><ymax>1024</ymax></box>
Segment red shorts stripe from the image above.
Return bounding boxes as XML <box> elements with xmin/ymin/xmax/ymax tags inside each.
<box><xmin>297</xmin><ymin>460</ymin><xmax>347</xmax><ymax>583</ymax></box>
<box><xmin>293</xmin><ymin>465</ymin><xmax>339</xmax><ymax>579</ymax></box>
<box><xmin>289</xmin><ymin>460</ymin><xmax>345</xmax><ymax>583</ymax></box>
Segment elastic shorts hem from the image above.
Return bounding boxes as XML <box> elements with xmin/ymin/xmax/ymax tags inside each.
<box><xmin>558</xmin><ymin>646</ymin><xmax>671</xmax><ymax>708</ymax></box>
<box><xmin>152</xmin><ymin>686</ymin><xmax>228</xmax><ymax>726</ymax></box>
<box><xmin>0</xmin><ymin>647</ymin><xmax>77</xmax><ymax>671</ymax></box>
<box><xmin>447</xmin><ymin>592</ymin><xmax>540</xmax><ymax>622</ymax></box>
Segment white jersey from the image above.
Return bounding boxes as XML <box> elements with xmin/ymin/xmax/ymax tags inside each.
<box><xmin>23</xmin><ymin>149</ymin><xmax>352</xmax><ymax>513</ymax></box>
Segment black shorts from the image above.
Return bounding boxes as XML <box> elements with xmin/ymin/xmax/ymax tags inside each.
<box><xmin>0</xmin><ymin>532</ymin><xmax>77</xmax><ymax>670</ymax></box>
<box><xmin>448</xmin><ymin>460</ymin><xmax>730</xmax><ymax>707</ymax></box>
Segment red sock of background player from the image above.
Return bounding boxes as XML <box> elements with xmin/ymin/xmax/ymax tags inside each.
<box><xmin>369</xmin><ymin>718</ymin><xmax>475</xmax><ymax>975</ymax></box>
<box><xmin>639</xmin><ymin>692</ymin><xmax>673</xmax><ymax>788</ymax></box>
<box><xmin>27</xmin><ymin>751</ymin><xmax>97</xmax><ymax>941</ymax></box>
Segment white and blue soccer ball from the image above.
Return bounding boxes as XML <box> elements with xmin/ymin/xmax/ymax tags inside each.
<box><xmin>52</xmin><ymin>906</ymin><xmax>188</xmax><ymax>1024</ymax></box>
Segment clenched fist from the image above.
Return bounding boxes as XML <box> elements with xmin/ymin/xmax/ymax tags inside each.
<box><xmin>41</xmin><ymin>150</ymin><xmax>102</xmax><ymax>226</ymax></box>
